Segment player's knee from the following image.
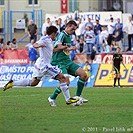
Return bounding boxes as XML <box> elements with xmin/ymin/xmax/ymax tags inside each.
<box><xmin>60</xmin><ymin>75</ymin><xmax>70</xmax><ymax>85</ymax></box>
<box><xmin>60</xmin><ymin>75</ymin><xmax>66</xmax><ymax>82</ymax></box>
<box><xmin>79</xmin><ymin>72</ymin><xmax>87</xmax><ymax>80</ymax></box>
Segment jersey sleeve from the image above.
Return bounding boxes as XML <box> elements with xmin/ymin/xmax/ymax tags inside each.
<box><xmin>120</xmin><ymin>54</ymin><xmax>123</xmax><ymax>61</ymax></box>
<box><xmin>54</xmin><ymin>32</ymin><xmax>65</xmax><ymax>48</ymax></box>
<box><xmin>36</xmin><ymin>36</ymin><xmax>47</xmax><ymax>45</ymax></box>
<box><xmin>112</xmin><ymin>54</ymin><xmax>116</xmax><ymax>61</ymax></box>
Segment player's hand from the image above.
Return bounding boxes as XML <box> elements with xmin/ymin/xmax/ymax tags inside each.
<box><xmin>60</xmin><ymin>45</ymin><xmax>68</xmax><ymax>50</ymax></box>
<box><xmin>71</xmin><ymin>46</ymin><xmax>76</xmax><ymax>50</ymax></box>
<box><xmin>110</xmin><ymin>68</ymin><xmax>114</xmax><ymax>73</ymax></box>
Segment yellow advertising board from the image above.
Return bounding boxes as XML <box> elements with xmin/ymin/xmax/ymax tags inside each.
<box><xmin>95</xmin><ymin>64</ymin><xmax>133</xmax><ymax>86</ymax></box>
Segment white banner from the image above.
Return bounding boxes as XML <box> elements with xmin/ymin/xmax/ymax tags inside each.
<box><xmin>46</xmin><ymin>11</ymin><xmax>123</xmax><ymax>25</ymax></box>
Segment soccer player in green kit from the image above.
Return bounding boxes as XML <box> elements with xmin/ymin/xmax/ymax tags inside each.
<box><xmin>48</xmin><ymin>20</ymin><xmax>88</xmax><ymax>106</ymax></box>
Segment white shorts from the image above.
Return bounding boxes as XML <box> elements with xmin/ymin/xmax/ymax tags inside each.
<box><xmin>32</xmin><ymin>58</ymin><xmax>60</xmax><ymax>80</ymax></box>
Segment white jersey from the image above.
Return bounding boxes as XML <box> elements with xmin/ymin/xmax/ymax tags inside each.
<box><xmin>33</xmin><ymin>35</ymin><xmax>60</xmax><ymax>79</ymax></box>
<box><xmin>36</xmin><ymin>35</ymin><xmax>53</xmax><ymax>64</ymax></box>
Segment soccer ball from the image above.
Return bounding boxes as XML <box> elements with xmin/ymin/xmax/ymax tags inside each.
<box><xmin>72</xmin><ymin>98</ymin><xmax>83</xmax><ymax>106</ymax></box>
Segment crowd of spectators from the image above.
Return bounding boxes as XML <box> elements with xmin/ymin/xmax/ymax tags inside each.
<box><xmin>0</xmin><ymin>15</ymin><xmax>133</xmax><ymax>63</ymax></box>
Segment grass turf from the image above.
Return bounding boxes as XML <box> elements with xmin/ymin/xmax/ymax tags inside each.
<box><xmin>0</xmin><ymin>87</ymin><xmax>132</xmax><ymax>133</ymax></box>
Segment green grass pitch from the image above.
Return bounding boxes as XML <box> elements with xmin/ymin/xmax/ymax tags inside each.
<box><xmin>0</xmin><ymin>87</ymin><xmax>132</xmax><ymax>133</ymax></box>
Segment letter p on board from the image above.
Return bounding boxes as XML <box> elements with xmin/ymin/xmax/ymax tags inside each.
<box><xmin>99</xmin><ymin>70</ymin><xmax>108</xmax><ymax>79</ymax></box>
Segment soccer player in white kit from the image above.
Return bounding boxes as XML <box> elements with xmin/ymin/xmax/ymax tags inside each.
<box><xmin>3</xmin><ymin>26</ymin><xmax>79</xmax><ymax>106</ymax></box>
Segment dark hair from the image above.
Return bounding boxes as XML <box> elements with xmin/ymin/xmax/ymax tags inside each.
<box><xmin>7</xmin><ymin>41</ymin><xmax>10</xmax><ymax>45</ymax></box>
<box><xmin>12</xmin><ymin>38</ymin><xmax>16</xmax><ymax>42</ymax></box>
<box><xmin>110</xmin><ymin>17</ymin><xmax>113</xmax><ymax>20</ymax></box>
<box><xmin>66</xmin><ymin>20</ymin><xmax>77</xmax><ymax>27</ymax></box>
<box><xmin>46</xmin><ymin>26</ymin><xmax>58</xmax><ymax>35</ymax></box>
<box><xmin>117</xmin><ymin>46</ymin><xmax>121</xmax><ymax>50</ymax></box>
<box><xmin>85</xmin><ymin>60</ymin><xmax>89</xmax><ymax>64</ymax></box>
<box><xmin>0</xmin><ymin>38</ymin><xmax>4</xmax><ymax>44</ymax></box>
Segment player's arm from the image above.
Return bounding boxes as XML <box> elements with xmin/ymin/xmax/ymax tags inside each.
<box><xmin>120</xmin><ymin>55</ymin><xmax>127</xmax><ymax>69</ymax></box>
<box><xmin>53</xmin><ymin>44</ymin><xmax>68</xmax><ymax>52</ymax></box>
<box><xmin>33</xmin><ymin>43</ymin><xmax>46</xmax><ymax>48</ymax></box>
<box><xmin>53</xmin><ymin>32</ymin><xmax>68</xmax><ymax>52</ymax></box>
<box><xmin>121</xmin><ymin>61</ymin><xmax>127</xmax><ymax>69</ymax></box>
<box><xmin>111</xmin><ymin>61</ymin><xmax>114</xmax><ymax>72</ymax></box>
<box><xmin>66</xmin><ymin>46</ymin><xmax>76</xmax><ymax>51</ymax></box>
<box><xmin>111</xmin><ymin>55</ymin><xmax>115</xmax><ymax>72</ymax></box>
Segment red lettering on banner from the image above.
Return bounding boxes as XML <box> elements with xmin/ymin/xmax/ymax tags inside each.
<box><xmin>0</xmin><ymin>50</ymin><xmax>29</xmax><ymax>64</ymax></box>
<box><xmin>102</xmin><ymin>54</ymin><xmax>133</xmax><ymax>64</ymax></box>
<box><xmin>74</xmin><ymin>53</ymin><xmax>133</xmax><ymax>64</ymax></box>
<box><xmin>61</xmin><ymin>0</ymin><xmax>68</xmax><ymax>13</ymax></box>
<box><xmin>102</xmin><ymin>54</ymin><xmax>113</xmax><ymax>64</ymax></box>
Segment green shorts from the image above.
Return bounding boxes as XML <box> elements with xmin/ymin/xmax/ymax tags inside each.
<box><xmin>52</xmin><ymin>60</ymin><xmax>80</xmax><ymax>76</ymax></box>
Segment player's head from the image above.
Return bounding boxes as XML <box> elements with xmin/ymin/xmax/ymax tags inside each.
<box><xmin>85</xmin><ymin>60</ymin><xmax>89</xmax><ymax>65</ymax></box>
<box><xmin>116</xmin><ymin>47</ymin><xmax>121</xmax><ymax>53</ymax></box>
<box><xmin>46</xmin><ymin>26</ymin><xmax>58</xmax><ymax>40</ymax></box>
<box><xmin>65</xmin><ymin>20</ymin><xmax>77</xmax><ymax>35</ymax></box>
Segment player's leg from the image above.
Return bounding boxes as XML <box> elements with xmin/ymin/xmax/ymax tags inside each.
<box><xmin>47</xmin><ymin>65</ymin><xmax>79</xmax><ymax>106</ymax></box>
<box><xmin>49</xmin><ymin>65</ymin><xmax>68</xmax><ymax>100</ymax></box>
<box><xmin>75</xmin><ymin>68</ymin><xmax>88</xmax><ymax>101</ymax></box>
<box><xmin>3</xmin><ymin>66</ymin><xmax>42</xmax><ymax>91</ymax></box>
<box><xmin>117</xmin><ymin>67</ymin><xmax>121</xmax><ymax>87</ymax></box>
<box><xmin>113</xmin><ymin>67</ymin><xmax>118</xmax><ymax>87</ymax></box>
<box><xmin>68</xmin><ymin>62</ymin><xmax>88</xmax><ymax>103</ymax></box>
<box><xmin>55</xmin><ymin>72</ymin><xmax>79</xmax><ymax>104</ymax></box>
<box><xmin>3</xmin><ymin>79</ymin><xmax>32</xmax><ymax>91</ymax></box>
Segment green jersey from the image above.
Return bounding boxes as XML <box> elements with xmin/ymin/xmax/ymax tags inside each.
<box><xmin>51</xmin><ymin>31</ymin><xmax>72</xmax><ymax>64</ymax></box>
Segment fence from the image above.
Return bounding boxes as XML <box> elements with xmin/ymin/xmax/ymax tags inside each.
<box><xmin>0</xmin><ymin>10</ymin><xmax>43</xmax><ymax>44</ymax></box>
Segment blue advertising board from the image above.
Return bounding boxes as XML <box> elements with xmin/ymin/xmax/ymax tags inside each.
<box><xmin>0</xmin><ymin>64</ymin><xmax>34</xmax><ymax>87</ymax></box>
<box><xmin>42</xmin><ymin>64</ymin><xmax>99</xmax><ymax>87</ymax></box>
<box><xmin>0</xmin><ymin>64</ymin><xmax>99</xmax><ymax>88</ymax></box>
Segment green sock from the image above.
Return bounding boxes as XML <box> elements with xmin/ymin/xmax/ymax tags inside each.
<box><xmin>50</xmin><ymin>87</ymin><xmax>62</xmax><ymax>99</ymax></box>
<box><xmin>76</xmin><ymin>78</ymin><xmax>85</xmax><ymax>96</ymax></box>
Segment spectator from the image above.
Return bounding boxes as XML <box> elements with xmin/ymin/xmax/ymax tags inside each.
<box><xmin>11</xmin><ymin>38</ymin><xmax>18</xmax><ymax>50</ymax></box>
<box><xmin>110</xmin><ymin>41</ymin><xmax>117</xmax><ymax>52</ymax></box>
<box><xmin>114</xmin><ymin>18</ymin><xmax>123</xmax><ymax>30</ymax></box>
<box><xmin>107</xmin><ymin>17</ymin><xmax>116</xmax><ymax>46</ymax></box>
<box><xmin>25</xmin><ymin>39</ymin><xmax>34</xmax><ymax>50</ymax></box>
<box><xmin>102</xmin><ymin>43</ymin><xmax>111</xmax><ymax>53</ymax></box>
<box><xmin>112</xmin><ymin>24</ymin><xmax>123</xmax><ymax>50</ymax></box>
<box><xmin>83</xmin><ymin>60</ymin><xmax>91</xmax><ymax>86</ymax></box>
<box><xmin>84</xmin><ymin>17</ymin><xmax>93</xmax><ymax>30</ymax></box>
<box><xmin>70</xmin><ymin>32</ymin><xmax>77</xmax><ymax>61</ymax></box>
<box><xmin>126</xmin><ymin>16</ymin><xmax>133</xmax><ymax>51</ymax></box>
<box><xmin>42</xmin><ymin>17</ymin><xmax>51</xmax><ymax>36</ymax></box>
<box><xmin>94</xmin><ymin>19</ymin><xmax>102</xmax><ymax>52</ymax></box>
<box><xmin>27</xmin><ymin>19</ymin><xmax>38</xmax><ymax>42</ymax></box>
<box><xmin>58</xmin><ymin>18</ymin><xmax>63</xmax><ymax>32</ymax></box>
<box><xmin>28</xmin><ymin>46</ymin><xmax>38</xmax><ymax>64</ymax></box>
<box><xmin>0</xmin><ymin>38</ymin><xmax>5</xmax><ymax>49</ymax></box>
<box><xmin>75</xmin><ymin>18</ymin><xmax>85</xmax><ymax>40</ymax></box>
<box><xmin>0</xmin><ymin>49</ymin><xmax>4</xmax><ymax>59</ymax></box>
<box><xmin>4</xmin><ymin>41</ymin><xmax>11</xmax><ymax>50</ymax></box>
<box><xmin>0</xmin><ymin>38</ymin><xmax>4</xmax><ymax>59</ymax></box>
<box><xmin>76</xmin><ymin>38</ymin><xmax>88</xmax><ymax>53</ymax></box>
<box><xmin>90</xmin><ymin>46</ymin><xmax>96</xmax><ymax>64</ymax></box>
<box><xmin>84</xmin><ymin>26</ymin><xmax>95</xmax><ymax>53</ymax></box>
<box><xmin>94</xmin><ymin>19</ymin><xmax>102</xmax><ymax>36</ymax></box>
<box><xmin>53</xmin><ymin>20</ymin><xmax>60</xmax><ymax>33</ymax></box>
<box><xmin>99</xmin><ymin>26</ymin><xmax>109</xmax><ymax>52</ymax></box>
<box><xmin>60</xmin><ymin>19</ymin><xmax>67</xmax><ymax>32</ymax></box>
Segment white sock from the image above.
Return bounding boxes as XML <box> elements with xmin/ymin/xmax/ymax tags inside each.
<box><xmin>13</xmin><ymin>79</ymin><xmax>31</xmax><ymax>86</ymax></box>
<box><xmin>60</xmin><ymin>83</ymin><xmax>70</xmax><ymax>102</ymax></box>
